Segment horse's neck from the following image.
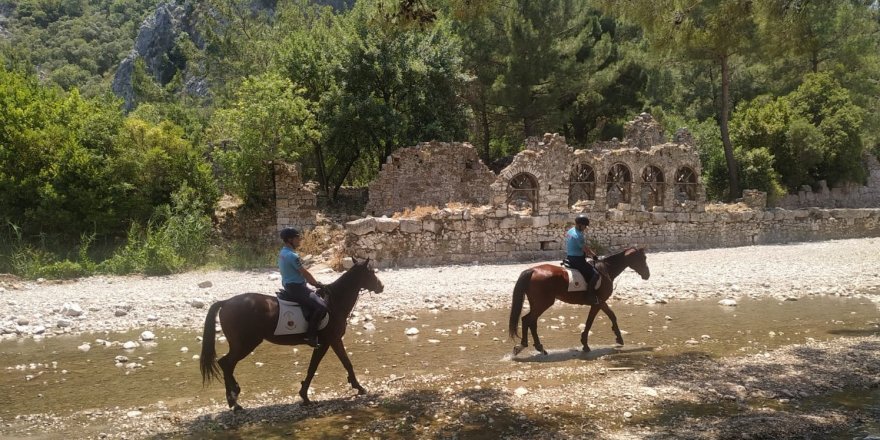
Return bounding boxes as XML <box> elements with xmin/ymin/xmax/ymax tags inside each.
<box><xmin>326</xmin><ymin>271</ymin><xmax>361</xmax><ymax>315</ymax></box>
<box><xmin>599</xmin><ymin>251</ymin><xmax>629</xmax><ymax>280</ymax></box>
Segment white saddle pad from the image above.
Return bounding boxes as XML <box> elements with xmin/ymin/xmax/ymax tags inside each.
<box><xmin>563</xmin><ymin>266</ymin><xmax>602</xmax><ymax>292</ymax></box>
<box><xmin>275</xmin><ymin>298</ymin><xmax>330</xmax><ymax>336</ymax></box>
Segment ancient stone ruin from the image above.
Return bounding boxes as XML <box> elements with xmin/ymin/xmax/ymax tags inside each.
<box><xmin>365</xmin><ymin>141</ymin><xmax>496</xmax><ymax>216</ymax></box>
<box><xmin>366</xmin><ymin>113</ymin><xmax>705</xmax><ymax>218</ymax></box>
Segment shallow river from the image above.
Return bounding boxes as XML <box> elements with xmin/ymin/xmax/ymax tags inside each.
<box><xmin>2</xmin><ymin>296</ymin><xmax>878</xmax><ymax>438</ymax></box>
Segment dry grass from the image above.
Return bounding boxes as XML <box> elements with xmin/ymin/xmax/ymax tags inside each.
<box><xmin>297</xmin><ymin>229</ymin><xmax>326</xmax><ymax>257</ymax></box>
<box><xmin>392</xmin><ymin>205</ymin><xmax>439</xmax><ymax>220</ymax></box>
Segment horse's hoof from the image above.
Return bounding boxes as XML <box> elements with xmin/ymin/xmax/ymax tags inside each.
<box><xmin>615</xmin><ymin>338</ymin><xmax>625</xmax><ymax>346</ymax></box>
<box><xmin>540</xmin><ymin>349</ymin><xmax>548</xmax><ymax>355</ymax></box>
<box><xmin>513</xmin><ymin>345</ymin><xmax>525</xmax><ymax>355</ymax></box>
<box><xmin>232</xmin><ymin>404</ymin><xmax>243</xmax><ymax>412</ymax></box>
<box><xmin>357</xmin><ymin>388</ymin><xmax>367</xmax><ymax>395</ymax></box>
<box><xmin>582</xmin><ymin>346</ymin><xmax>591</xmax><ymax>353</ymax></box>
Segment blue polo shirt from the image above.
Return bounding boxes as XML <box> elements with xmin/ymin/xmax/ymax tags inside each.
<box><xmin>279</xmin><ymin>246</ymin><xmax>305</xmax><ymax>285</ymax></box>
<box><xmin>566</xmin><ymin>227</ymin><xmax>586</xmax><ymax>256</ymax></box>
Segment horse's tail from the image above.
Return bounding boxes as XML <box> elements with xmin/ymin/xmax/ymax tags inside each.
<box><xmin>509</xmin><ymin>269</ymin><xmax>534</xmax><ymax>340</ymax></box>
<box><xmin>200</xmin><ymin>300</ymin><xmax>225</xmax><ymax>386</ymax></box>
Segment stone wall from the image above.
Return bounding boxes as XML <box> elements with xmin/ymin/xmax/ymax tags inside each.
<box><xmin>365</xmin><ymin>142</ymin><xmax>496</xmax><ymax>216</ymax></box>
<box><xmin>344</xmin><ymin>206</ymin><xmax>880</xmax><ymax>268</ymax></box>
<box><xmin>776</xmin><ymin>153</ymin><xmax>880</xmax><ymax>209</ymax></box>
<box><xmin>274</xmin><ymin>162</ymin><xmax>316</xmax><ymax>232</ymax></box>
<box><xmin>366</xmin><ymin>114</ymin><xmax>706</xmax><ymax>218</ymax></box>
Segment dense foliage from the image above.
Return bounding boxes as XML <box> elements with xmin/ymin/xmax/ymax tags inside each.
<box><xmin>1</xmin><ymin>0</ymin><xmax>879</xmax><ymax>277</ymax></box>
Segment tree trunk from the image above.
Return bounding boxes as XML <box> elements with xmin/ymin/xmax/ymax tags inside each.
<box><xmin>313</xmin><ymin>142</ymin><xmax>330</xmax><ymax>200</ymax></box>
<box><xmin>719</xmin><ymin>55</ymin><xmax>740</xmax><ymax>200</ymax></box>
<box><xmin>479</xmin><ymin>98</ymin><xmax>491</xmax><ymax>163</ymax></box>
<box><xmin>332</xmin><ymin>151</ymin><xmax>362</xmax><ymax>200</ymax></box>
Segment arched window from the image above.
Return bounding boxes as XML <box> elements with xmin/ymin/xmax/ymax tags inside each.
<box><xmin>674</xmin><ymin>166</ymin><xmax>698</xmax><ymax>201</ymax></box>
<box><xmin>569</xmin><ymin>163</ymin><xmax>596</xmax><ymax>205</ymax></box>
<box><xmin>507</xmin><ymin>173</ymin><xmax>538</xmax><ymax>212</ymax></box>
<box><xmin>640</xmin><ymin>165</ymin><xmax>665</xmax><ymax>208</ymax></box>
<box><xmin>605</xmin><ymin>163</ymin><xmax>632</xmax><ymax>207</ymax></box>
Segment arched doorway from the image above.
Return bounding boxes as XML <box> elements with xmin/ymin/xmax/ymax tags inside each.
<box><xmin>674</xmin><ymin>166</ymin><xmax>698</xmax><ymax>201</ymax></box>
<box><xmin>605</xmin><ymin>163</ymin><xmax>632</xmax><ymax>207</ymax></box>
<box><xmin>640</xmin><ymin>165</ymin><xmax>665</xmax><ymax>208</ymax></box>
<box><xmin>507</xmin><ymin>172</ymin><xmax>539</xmax><ymax>212</ymax></box>
<box><xmin>569</xmin><ymin>163</ymin><xmax>596</xmax><ymax>205</ymax></box>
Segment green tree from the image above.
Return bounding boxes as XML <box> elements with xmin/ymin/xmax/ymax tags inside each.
<box><xmin>602</xmin><ymin>0</ymin><xmax>758</xmax><ymax>200</ymax></box>
<box><xmin>207</xmin><ymin>72</ymin><xmax>318</xmax><ymax>205</ymax></box>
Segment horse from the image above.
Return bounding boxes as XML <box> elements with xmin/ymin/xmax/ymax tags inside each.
<box><xmin>199</xmin><ymin>257</ymin><xmax>384</xmax><ymax>410</ymax></box>
<box><xmin>509</xmin><ymin>247</ymin><xmax>650</xmax><ymax>355</ymax></box>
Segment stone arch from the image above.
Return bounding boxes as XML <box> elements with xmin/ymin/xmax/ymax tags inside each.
<box><xmin>640</xmin><ymin>165</ymin><xmax>665</xmax><ymax>208</ymax></box>
<box><xmin>606</xmin><ymin>163</ymin><xmax>632</xmax><ymax>207</ymax></box>
<box><xmin>507</xmin><ymin>172</ymin><xmax>539</xmax><ymax>212</ymax></box>
<box><xmin>674</xmin><ymin>166</ymin><xmax>699</xmax><ymax>202</ymax></box>
<box><xmin>569</xmin><ymin>162</ymin><xmax>596</xmax><ymax>204</ymax></box>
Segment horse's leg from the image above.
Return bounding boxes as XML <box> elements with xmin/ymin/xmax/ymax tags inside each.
<box><xmin>580</xmin><ymin>305</ymin><xmax>601</xmax><ymax>352</ymax></box>
<box><xmin>218</xmin><ymin>336</ymin><xmax>263</xmax><ymax>411</ymax></box>
<box><xmin>298</xmin><ymin>343</ymin><xmax>330</xmax><ymax>405</ymax></box>
<box><xmin>600</xmin><ymin>302</ymin><xmax>624</xmax><ymax>346</ymax></box>
<box><xmin>527</xmin><ymin>303</ymin><xmax>552</xmax><ymax>355</ymax></box>
<box><xmin>329</xmin><ymin>338</ymin><xmax>366</xmax><ymax>395</ymax></box>
<box><xmin>513</xmin><ymin>312</ymin><xmax>531</xmax><ymax>355</ymax></box>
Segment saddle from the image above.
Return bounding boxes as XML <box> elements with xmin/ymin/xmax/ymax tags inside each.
<box><xmin>273</xmin><ymin>291</ymin><xmax>330</xmax><ymax>336</ymax></box>
<box><xmin>560</xmin><ymin>257</ymin><xmax>605</xmax><ymax>304</ymax></box>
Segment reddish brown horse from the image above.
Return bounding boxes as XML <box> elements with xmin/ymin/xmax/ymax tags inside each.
<box><xmin>509</xmin><ymin>247</ymin><xmax>650</xmax><ymax>355</ymax></box>
<box><xmin>200</xmin><ymin>258</ymin><xmax>383</xmax><ymax>410</ymax></box>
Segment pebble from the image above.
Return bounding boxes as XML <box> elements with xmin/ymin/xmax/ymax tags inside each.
<box><xmin>77</xmin><ymin>343</ymin><xmax>91</xmax><ymax>352</ymax></box>
<box><xmin>405</xmin><ymin>327</ymin><xmax>419</xmax><ymax>336</ymax></box>
<box><xmin>122</xmin><ymin>341</ymin><xmax>139</xmax><ymax>350</ymax></box>
<box><xmin>140</xmin><ymin>331</ymin><xmax>155</xmax><ymax>341</ymax></box>
<box><xmin>115</xmin><ymin>310</ymin><xmax>128</xmax><ymax>317</ymax></box>
<box><xmin>514</xmin><ymin>387</ymin><xmax>528</xmax><ymax>397</ymax></box>
<box><xmin>126</xmin><ymin>410</ymin><xmax>142</xmax><ymax>418</ymax></box>
<box><xmin>197</xmin><ymin>281</ymin><xmax>213</xmax><ymax>288</ymax></box>
<box><xmin>189</xmin><ymin>299</ymin><xmax>205</xmax><ymax>309</ymax></box>
<box><xmin>61</xmin><ymin>303</ymin><xmax>84</xmax><ymax>317</ymax></box>
<box><xmin>718</xmin><ymin>299</ymin><xmax>738</xmax><ymax>307</ymax></box>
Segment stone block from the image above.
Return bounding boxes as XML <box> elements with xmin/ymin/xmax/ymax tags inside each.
<box><xmin>423</xmin><ymin>220</ymin><xmax>441</xmax><ymax>233</ymax></box>
<box><xmin>650</xmin><ymin>212</ymin><xmax>667</xmax><ymax>224</ymax></box>
<box><xmin>345</xmin><ymin>217</ymin><xmax>376</xmax><ymax>236</ymax></box>
<box><xmin>532</xmin><ymin>215</ymin><xmax>550</xmax><ymax>228</ymax></box>
<box><xmin>499</xmin><ymin>217</ymin><xmax>518</xmax><ymax>229</ymax></box>
<box><xmin>375</xmin><ymin>217</ymin><xmax>400</xmax><ymax>233</ymax></box>
<box><xmin>399</xmin><ymin>219</ymin><xmax>421</xmax><ymax>233</ymax></box>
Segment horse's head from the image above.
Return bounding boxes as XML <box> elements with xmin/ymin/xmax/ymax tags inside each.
<box><xmin>350</xmin><ymin>257</ymin><xmax>384</xmax><ymax>293</ymax></box>
<box><xmin>625</xmin><ymin>248</ymin><xmax>650</xmax><ymax>280</ymax></box>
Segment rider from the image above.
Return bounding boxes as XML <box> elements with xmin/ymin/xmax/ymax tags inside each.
<box><xmin>566</xmin><ymin>214</ymin><xmax>600</xmax><ymax>298</ymax></box>
<box><xmin>278</xmin><ymin>227</ymin><xmax>327</xmax><ymax>348</ymax></box>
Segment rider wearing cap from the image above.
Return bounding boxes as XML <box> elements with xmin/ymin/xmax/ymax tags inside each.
<box><xmin>278</xmin><ymin>227</ymin><xmax>327</xmax><ymax>347</ymax></box>
<box><xmin>566</xmin><ymin>214</ymin><xmax>600</xmax><ymax>298</ymax></box>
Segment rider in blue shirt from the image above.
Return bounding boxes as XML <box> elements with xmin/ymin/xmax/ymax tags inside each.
<box><xmin>566</xmin><ymin>214</ymin><xmax>599</xmax><ymax>297</ymax></box>
<box><xmin>278</xmin><ymin>227</ymin><xmax>327</xmax><ymax>347</ymax></box>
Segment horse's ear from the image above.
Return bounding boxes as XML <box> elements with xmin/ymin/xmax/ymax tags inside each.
<box><xmin>351</xmin><ymin>256</ymin><xmax>360</xmax><ymax>265</ymax></box>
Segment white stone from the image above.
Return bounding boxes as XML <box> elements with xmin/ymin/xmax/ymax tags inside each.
<box><xmin>362</xmin><ymin>322</ymin><xmax>376</xmax><ymax>331</ymax></box>
<box><xmin>718</xmin><ymin>298</ymin><xmax>737</xmax><ymax>307</ymax></box>
<box><xmin>180</xmin><ymin>347</ymin><xmax>189</xmax><ymax>353</ymax></box>
<box><xmin>140</xmin><ymin>331</ymin><xmax>156</xmax><ymax>341</ymax></box>
<box><xmin>61</xmin><ymin>302</ymin><xmax>84</xmax><ymax>317</ymax></box>
<box><xmin>190</xmin><ymin>299</ymin><xmax>205</xmax><ymax>309</ymax></box>
<box><xmin>57</xmin><ymin>319</ymin><xmax>72</xmax><ymax>328</ymax></box>
<box><xmin>624</xmin><ymin>411</ymin><xmax>633</xmax><ymax>419</ymax></box>
<box><xmin>122</xmin><ymin>341</ymin><xmax>139</xmax><ymax>350</ymax></box>
<box><xmin>514</xmin><ymin>387</ymin><xmax>529</xmax><ymax>397</ymax></box>
<box><xmin>405</xmin><ymin>327</ymin><xmax>419</xmax><ymax>336</ymax></box>
<box><xmin>32</xmin><ymin>325</ymin><xmax>46</xmax><ymax>335</ymax></box>
<box><xmin>126</xmin><ymin>410</ymin><xmax>142</xmax><ymax>418</ymax></box>
<box><xmin>685</xmin><ymin>339</ymin><xmax>699</xmax><ymax>344</ymax></box>
<box><xmin>77</xmin><ymin>343</ymin><xmax>91</xmax><ymax>352</ymax></box>
<box><xmin>198</xmin><ymin>281</ymin><xmax>213</xmax><ymax>288</ymax></box>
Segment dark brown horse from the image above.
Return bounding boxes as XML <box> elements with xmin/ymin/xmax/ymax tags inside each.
<box><xmin>509</xmin><ymin>247</ymin><xmax>650</xmax><ymax>355</ymax></box>
<box><xmin>200</xmin><ymin>258</ymin><xmax>383</xmax><ymax>410</ymax></box>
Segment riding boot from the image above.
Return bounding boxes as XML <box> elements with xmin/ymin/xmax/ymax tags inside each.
<box><xmin>583</xmin><ymin>274</ymin><xmax>599</xmax><ymax>305</ymax></box>
<box><xmin>305</xmin><ymin>311</ymin><xmax>321</xmax><ymax>348</ymax></box>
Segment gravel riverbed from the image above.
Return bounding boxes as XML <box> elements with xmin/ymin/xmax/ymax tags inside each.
<box><xmin>2</xmin><ymin>238</ymin><xmax>879</xmax><ymax>439</ymax></box>
<box><xmin>2</xmin><ymin>238</ymin><xmax>879</xmax><ymax>340</ymax></box>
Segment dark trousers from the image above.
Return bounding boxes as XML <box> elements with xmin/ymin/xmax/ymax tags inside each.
<box><xmin>281</xmin><ymin>283</ymin><xmax>327</xmax><ymax>338</ymax></box>
<box><xmin>567</xmin><ymin>255</ymin><xmax>597</xmax><ymax>287</ymax></box>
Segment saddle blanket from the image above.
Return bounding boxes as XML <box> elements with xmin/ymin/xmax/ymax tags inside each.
<box><xmin>275</xmin><ymin>298</ymin><xmax>330</xmax><ymax>336</ymax></box>
<box><xmin>563</xmin><ymin>266</ymin><xmax>602</xmax><ymax>292</ymax></box>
